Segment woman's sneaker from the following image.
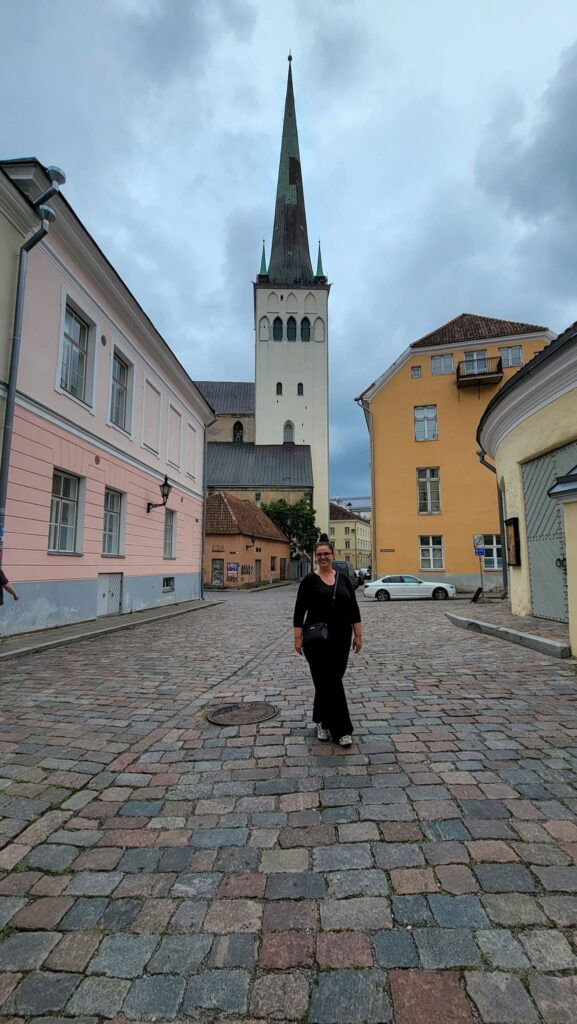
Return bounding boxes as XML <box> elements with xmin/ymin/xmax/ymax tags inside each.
<box><xmin>339</xmin><ymin>735</ymin><xmax>353</xmax><ymax>747</ymax></box>
<box><xmin>316</xmin><ymin>724</ymin><xmax>330</xmax><ymax>741</ymax></box>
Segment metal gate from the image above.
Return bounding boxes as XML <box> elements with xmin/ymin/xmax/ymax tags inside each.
<box><xmin>97</xmin><ymin>573</ymin><xmax>123</xmax><ymax>616</ymax></box>
<box><xmin>522</xmin><ymin>441</ymin><xmax>577</xmax><ymax>622</ymax></box>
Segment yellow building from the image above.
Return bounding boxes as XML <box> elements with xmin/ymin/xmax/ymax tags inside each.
<box><xmin>329</xmin><ymin>502</ymin><xmax>371</xmax><ymax>570</ymax></box>
<box><xmin>357</xmin><ymin>314</ymin><xmax>553</xmax><ymax>590</ymax></box>
<box><xmin>477</xmin><ymin>321</ymin><xmax>577</xmax><ymax>653</ymax></box>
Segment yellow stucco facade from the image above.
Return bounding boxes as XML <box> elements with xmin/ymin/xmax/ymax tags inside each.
<box><xmin>361</xmin><ymin>327</ymin><xmax>549</xmax><ymax>589</ymax></box>
<box><xmin>329</xmin><ymin>511</ymin><xmax>371</xmax><ymax>569</ymax></box>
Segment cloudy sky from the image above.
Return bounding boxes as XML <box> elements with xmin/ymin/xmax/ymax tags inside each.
<box><xmin>2</xmin><ymin>0</ymin><xmax>577</xmax><ymax>496</ymax></box>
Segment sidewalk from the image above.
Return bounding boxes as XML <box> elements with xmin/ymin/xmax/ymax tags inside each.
<box><xmin>0</xmin><ymin>597</ymin><xmax>222</xmax><ymax>662</ymax></box>
<box><xmin>446</xmin><ymin>596</ymin><xmax>572</xmax><ymax>659</ymax></box>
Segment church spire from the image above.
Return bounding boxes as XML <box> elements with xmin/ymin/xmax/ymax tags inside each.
<box><xmin>316</xmin><ymin>239</ymin><xmax>324</xmax><ymax>278</ymax></box>
<box><xmin>259</xmin><ymin>239</ymin><xmax>267</xmax><ymax>275</ymax></box>
<box><xmin>267</xmin><ymin>56</ymin><xmax>314</xmax><ymax>285</ymax></box>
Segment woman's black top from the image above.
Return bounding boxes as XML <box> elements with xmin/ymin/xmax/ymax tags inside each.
<box><xmin>293</xmin><ymin>571</ymin><xmax>361</xmax><ymax>630</ymax></box>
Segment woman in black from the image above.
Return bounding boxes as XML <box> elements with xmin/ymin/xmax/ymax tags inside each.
<box><xmin>293</xmin><ymin>535</ymin><xmax>362</xmax><ymax>746</ymax></box>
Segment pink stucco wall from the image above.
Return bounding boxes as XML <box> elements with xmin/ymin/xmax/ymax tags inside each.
<box><xmin>6</xmin><ymin>406</ymin><xmax>203</xmax><ymax>580</ymax></box>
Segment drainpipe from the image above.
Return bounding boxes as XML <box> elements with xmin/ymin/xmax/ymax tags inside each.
<box><xmin>200</xmin><ymin>413</ymin><xmax>217</xmax><ymax>599</ymax></box>
<box><xmin>0</xmin><ymin>204</ymin><xmax>57</xmax><ymax>567</ymax></box>
<box><xmin>476</xmin><ymin>448</ymin><xmax>508</xmax><ymax>596</ymax></box>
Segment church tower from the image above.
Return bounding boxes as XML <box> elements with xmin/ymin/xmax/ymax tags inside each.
<box><xmin>254</xmin><ymin>57</ymin><xmax>329</xmax><ymax>533</ymax></box>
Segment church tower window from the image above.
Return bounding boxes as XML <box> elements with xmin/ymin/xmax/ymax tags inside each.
<box><xmin>297</xmin><ymin>383</ymin><xmax>304</xmax><ymax>396</ymax></box>
<box><xmin>283</xmin><ymin>420</ymin><xmax>294</xmax><ymax>443</ymax></box>
<box><xmin>273</xmin><ymin>316</ymin><xmax>283</xmax><ymax>341</ymax></box>
<box><xmin>276</xmin><ymin>381</ymin><xmax>283</xmax><ymax>395</ymax></box>
<box><xmin>259</xmin><ymin>316</ymin><xmax>270</xmax><ymax>341</ymax></box>
<box><xmin>300</xmin><ymin>317</ymin><xmax>310</xmax><ymax>341</ymax></box>
<box><xmin>233</xmin><ymin>421</ymin><xmax>243</xmax><ymax>443</ymax></box>
<box><xmin>287</xmin><ymin>316</ymin><xmax>297</xmax><ymax>341</ymax></box>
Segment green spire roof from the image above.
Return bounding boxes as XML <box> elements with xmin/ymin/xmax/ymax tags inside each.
<box><xmin>259</xmin><ymin>240</ymin><xmax>267</xmax><ymax>275</ymax></box>
<box><xmin>267</xmin><ymin>58</ymin><xmax>314</xmax><ymax>285</ymax></box>
<box><xmin>316</xmin><ymin>240</ymin><xmax>324</xmax><ymax>277</ymax></box>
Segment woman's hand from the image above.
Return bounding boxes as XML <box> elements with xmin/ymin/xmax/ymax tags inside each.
<box><xmin>294</xmin><ymin>631</ymin><xmax>304</xmax><ymax>656</ymax></box>
<box><xmin>352</xmin><ymin>633</ymin><xmax>362</xmax><ymax>654</ymax></box>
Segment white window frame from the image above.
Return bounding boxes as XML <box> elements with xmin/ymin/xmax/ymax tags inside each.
<box><xmin>499</xmin><ymin>345</ymin><xmax>523</xmax><ymax>368</ymax></box>
<box><xmin>483</xmin><ymin>533</ymin><xmax>503</xmax><ymax>571</ymax></box>
<box><xmin>109</xmin><ymin>347</ymin><xmax>133</xmax><ymax>434</ymax></box>
<box><xmin>163</xmin><ymin>508</ymin><xmax>176</xmax><ymax>559</ymax></box>
<box><xmin>414</xmin><ymin>405</ymin><xmax>438</xmax><ymax>441</ymax></box>
<box><xmin>464</xmin><ymin>349</ymin><xmax>488</xmax><ymax>373</ymax></box>
<box><xmin>142</xmin><ymin>377</ymin><xmax>162</xmax><ymax>456</ymax></box>
<box><xmin>48</xmin><ymin>470</ymin><xmax>82</xmax><ymax>553</ymax></box>
<box><xmin>56</xmin><ymin>293</ymin><xmax>97</xmax><ymax>411</ymax></box>
<box><xmin>431</xmin><ymin>354</ymin><xmax>454</xmax><ymax>375</ymax></box>
<box><xmin>411</xmin><ymin>365</ymin><xmax>422</xmax><ymax>378</ymax></box>
<box><xmin>419</xmin><ymin>534</ymin><xmax>444</xmax><ymax>570</ymax></box>
<box><xmin>102</xmin><ymin>487</ymin><xmax>124</xmax><ymax>556</ymax></box>
<box><xmin>417</xmin><ymin>467</ymin><xmax>441</xmax><ymax>514</ymax></box>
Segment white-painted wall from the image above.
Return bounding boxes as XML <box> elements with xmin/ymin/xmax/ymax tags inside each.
<box><xmin>254</xmin><ymin>285</ymin><xmax>329</xmax><ymax>532</ymax></box>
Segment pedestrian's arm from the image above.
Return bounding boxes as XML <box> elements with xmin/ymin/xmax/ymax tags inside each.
<box><xmin>3</xmin><ymin>582</ymin><xmax>18</xmax><ymax>600</ymax></box>
<box><xmin>293</xmin><ymin>576</ymin><xmax>310</xmax><ymax>655</ymax></box>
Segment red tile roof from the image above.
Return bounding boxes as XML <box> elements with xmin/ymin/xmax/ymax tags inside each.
<box><xmin>410</xmin><ymin>313</ymin><xmax>548</xmax><ymax>350</ymax></box>
<box><xmin>206</xmin><ymin>491</ymin><xmax>289</xmax><ymax>543</ymax></box>
<box><xmin>329</xmin><ymin>502</ymin><xmax>367</xmax><ymax>524</ymax></box>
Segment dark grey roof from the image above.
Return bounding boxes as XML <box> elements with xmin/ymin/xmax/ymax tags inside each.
<box><xmin>194</xmin><ymin>381</ymin><xmax>254</xmax><ymax>415</ymax></box>
<box><xmin>206</xmin><ymin>442</ymin><xmax>313</xmax><ymax>488</ymax></box>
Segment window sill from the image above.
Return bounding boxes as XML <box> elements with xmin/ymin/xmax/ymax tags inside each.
<box><xmin>48</xmin><ymin>550</ymin><xmax>83</xmax><ymax>557</ymax></box>
<box><xmin>419</xmin><ymin>568</ymin><xmax>444</xmax><ymax>572</ymax></box>
<box><xmin>56</xmin><ymin>386</ymin><xmax>95</xmax><ymax>415</ymax></box>
<box><xmin>107</xmin><ymin>419</ymin><xmax>133</xmax><ymax>439</ymax></box>
<box><xmin>163</xmin><ymin>556</ymin><xmax>177</xmax><ymax>561</ymax></box>
<box><xmin>101</xmin><ymin>553</ymin><xmax>126</xmax><ymax>559</ymax></box>
<box><xmin>418</xmin><ymin>511</ymin><xmax>441</xmax><ymax>515</ymax></box>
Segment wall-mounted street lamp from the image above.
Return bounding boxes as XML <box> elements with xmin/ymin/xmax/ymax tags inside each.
<box><xmin>146</xmin><ymin>474</ymin><xmax>172</xmax><ymax>513</ymax></box>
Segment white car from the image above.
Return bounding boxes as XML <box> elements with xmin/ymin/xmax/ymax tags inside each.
<box><xmin>364</xmin><ymin>574</ymin><xmax>456</xmax><ymax>601</ymax></box>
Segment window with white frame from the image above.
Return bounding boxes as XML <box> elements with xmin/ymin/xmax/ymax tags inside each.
<box><xmin>283</xmin><ymin>421</ymin><xmax>294</xmax><ymax>443</ymax></box>
<box><xmin>102</xmin><ymin>488</ymin><xmax>122</xmax><ymax>555</ymax></box>
<box><xmin>345</xmin><ymin>540</ymin><xmax>350</xmax><ymax>549</ymax></box>
<box><xmin>163</xmin><ymin>508</ymin><xmax>176</xmax><ymax>558</ymax></box>
<box><xmin>345</xmin><ymin>526</ymin><xmax>350</xmax><ymax>535</ymax></box>
<box><xmin>49</xmin><ymin>470</ymin><xmax>80</xmax><ymax>552</ymax></box>
<box><xmin>414</xmin><ymin>405</ymin><xmax>438</xmax><ymax>441</ymax></box>
<box><xmin>419</xmin><ymin>534</ymin><xmax>443</xmax><ymax>570</ymax></box>
<box><xmin>483</xmin><ymin>533</ymin><xmax>503</xmax><ymax>570</ymax></box>
<box><xmin>110</xmin><ymin>351</ymin><xmax>129</xmax><ymax>430</ymax></box>
<box><xmin>417</xmin><ymin>467</ymin><xmax>440</xmax><ymax>513</ymax></box>
<box><xmin>61</xmin><ymin>306</ymin><xmax>89</xmax><ymax>401</ymax></box>
<box><xmin>411</xmin><ymin>365</ymin><xmax>422</xmax><ymax>378</ymax></box>
<box><xmin>499</xmin><ymin>345</ymin><xmax>523</xmax><ymax>368</ymax></box>
<box><xmin>330</xmin><ymin>527</ymin><xmax>335</xmax><ymax>535</ymax></box>
<box><xmin>464</xmin><ymin>349</ymin><xmax>488</xmax><ymax>373</ymax></box>
<box><xmin>431</xmin><ymin>354</ymin><xmax>454</xmax><ymax>375</ymax></box>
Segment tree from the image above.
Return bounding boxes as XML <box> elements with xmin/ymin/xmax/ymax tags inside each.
<box><xmin>261</xmin><ymin>497</ymin><xmax>320</xmax><ymax>557</ymax></box>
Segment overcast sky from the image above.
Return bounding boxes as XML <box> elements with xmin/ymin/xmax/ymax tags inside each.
<box><xmin>2</xmin><ymin>0</ymin><xmax>577</xmax><ymax>497</ymax></box>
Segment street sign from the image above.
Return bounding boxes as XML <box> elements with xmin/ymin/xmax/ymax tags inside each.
<box><xmin>473</xmin><ymin>534</ymin><xmax>485</xmax><ymax>557</ymax></box>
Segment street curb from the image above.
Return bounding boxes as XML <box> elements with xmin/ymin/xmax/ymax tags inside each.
<box><xmin>445</xmin><ymin>611</ymin><xmax>573</xmax><ymax>660</ymax></box>
<box><xmin>0</xmin><ymin>599</ymin><xmax>222</xmax><ymax>663</ymax></box>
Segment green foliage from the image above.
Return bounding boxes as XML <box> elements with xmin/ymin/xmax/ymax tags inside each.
<box><xmin>261</xmin><ymin>497</ymin><xmax>320</xmax><ymax>556</ymax></box>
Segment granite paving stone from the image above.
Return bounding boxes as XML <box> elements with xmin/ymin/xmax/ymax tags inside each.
<box><xmin>258</xmin><ymin>930</ymin><xmax>315</xmax><ymax>967</ymax></box>
<box><xmin>326</xmin><ymin>868</ymin><xmax>389</xmax><ymax>897</ymax></box>
<box><xmin>518</xmin><ymin>927</ymin><xmax>577</xmax><ymax>970</ymax></box>
<box><xmin>474</xmin><ymin>863</ymin><xmax>537</xmax><ymax>892</ymax></box>
<box><xmin>539</xmin><ymin>894</ymin><xmax>577</xmax><ymax>925</ymax></box>
<box><xmin>66</xmin><ymin>976</ymin><xmax>131</xmax><ymax>1017</ymax></box>
<box><xmin>0</xmin><ymin>932</ymin><xmax>61</xmax><ymax>971</ymax></box>
<box><xmin>414</xmin><ymin>927</ymin><xmax>481</xmax><ymax>968</ymax></box>
<box><xmin>390</xmin><ymin>970</ymin><xmax>475</xmax><ymax>1024</ymax></box>
<box><xmin>465</xmin><ymin>971</ymin><xmax>539</xmax><ymax>1022</ymax></box>
<box><xmin>309</xmin><ymin>969</ymin><xmax>391</xmax><ymax>1023</ymax></box>
<box><xmin>373</xmin><ymin>929</ymin><xmax>418</xmax><ymax>967</ymax></box>
<box><xmin>0</xmin><ymin>896</ymin><xmax>26</xmax><ymax>928</ymax></box>
<box><xmin>392</xmin><ymin>894</ymin><xmax>434</xmax><ymax>926</ymax></box>
<box><xmin>475</xmin><ymin>928</ymin><xmax>530</xmax><ymax>969</ymax></box>
<box><xmin>209</xmin><ymin>934</ymin><xmax>256</xmax><ymax>968</ymax></box>
<box><xmin>122</xmin><ymin>974</ymin><xmax>185</xmax><ymax>1020</ymax></box>
<box><xmin>4</xmin><ymin>971</ymin><xmax>81</xmax><ymax>1016</ymax></box>
<box><xmin>316</xmin><ymin>931</ymin><xmax>373</xmax><ymax>968</ymax></box>
<box><xmin>45</xmin><ymin>933</ymin><xmax>103</xmax><ymax>973</ymax></box>
<box><xmin>533</xmin><ymin>865</ymin><xmax>577</xmax><ymax>890</ymax></box>
<box><xmin>100</xmin><ymin>898</ymin><xmax>142</xmax><ymax>931</ymax></box>
<box><xmin>87</xmin><ymin>934</ymin><xmax>159</xmax><ymax>978</ymax></box>
<box><xmin>321</xmin><ymin>897</ymin><xmax>392</xmax><ymax>930</ymax></box>
<box><xmin>373</xmin><ymin>842</ymin><xmax>424</xmax><ymax>868</ymax></box>
<box><xmin>265</xmin><ymin>870</ymin><xmax>326</xmax><ymax>899</ymax></box>
<box><xmin>312</xmin><ymin>842</ymin><xmax>372</xmax><ymax>871</ymax></box>
<box><xmin>183</xmin><ymin>970</ymin><xmax>249</xmax><ymax>1015</ymax></box>
<box><xmin>481</xmin><ymin>893</ymin><xmax>547</xmax><ymax>926</ymax></box>
<box><xmin>529</xmin><ymin>975</ymin><xmax>577</xmax><ymax>1023</ymax></box>
<box><xmin>428</xmin><ymin>894</ymin><xmax>490</xmax><ymax>928</ymax></box>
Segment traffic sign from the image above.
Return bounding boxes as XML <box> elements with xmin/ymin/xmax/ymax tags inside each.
<box><xmin>473</xmin><ymin>534</ymin><xmax>485</xmax><ymax>556</ymax></box>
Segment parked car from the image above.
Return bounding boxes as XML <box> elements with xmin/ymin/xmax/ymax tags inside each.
<box><xmin>357</xmin><ymin>567</ymin><xmax>371</xmax><ymax>581</ymax></box>
<box><xmin>363</xmin><ymin>574</ymin><xmax>456</xmax><ymax>601</ymax></box>
<box><xmin>333</xmin><ymin>560</ymin><xmax>361</xmax><ymax>589</ymax></box>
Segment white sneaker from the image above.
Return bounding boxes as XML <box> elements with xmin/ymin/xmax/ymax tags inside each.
<box><xmin>316</xmin><ymin>724</ymin><xmax>330</xmax><ymax>741</ymax></box>
<box><xmin>339</xmin><ymin>735</ymin><xmax>353</xmax><ymax>747</ymax></box>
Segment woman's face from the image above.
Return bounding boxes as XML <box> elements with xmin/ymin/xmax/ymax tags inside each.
<box><xmin>315</xmin><ymin>544</ymin><xmax>333</xmax><ymax>568</ymax></box>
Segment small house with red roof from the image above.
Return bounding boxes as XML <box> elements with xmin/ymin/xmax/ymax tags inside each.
<box><xmin>205</xmin><ymin>490</ymin><xmax>290</xmax><ymax>588</ymax></box>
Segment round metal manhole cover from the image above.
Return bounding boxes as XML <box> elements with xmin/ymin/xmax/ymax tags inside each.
<box><xmin>206</xmin><ymin>702</ymin><xmax>279</xmax><ymax>726</ymax></box>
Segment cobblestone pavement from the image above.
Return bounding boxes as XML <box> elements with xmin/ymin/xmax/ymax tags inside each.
<box><xmin>456</xmin><ymin>600</ymin><xmax>570</xmax><ymax>645</ymax></box>
<box><xmin>0</xmin><ymin>587</ymin><xmax>576</xmax><ymax>1023</ymax></box>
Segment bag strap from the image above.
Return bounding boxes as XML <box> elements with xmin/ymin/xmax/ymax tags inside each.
<box><xmin>330</xmin><ymin>573</ymin><xmax>339</xmax><ymax>611</ymax></box>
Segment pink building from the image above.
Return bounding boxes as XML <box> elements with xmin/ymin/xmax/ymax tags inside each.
<box><xmin>0</xmin><ymin>159</ymin><xmax>214</xmax><ymax>636</ymax></box>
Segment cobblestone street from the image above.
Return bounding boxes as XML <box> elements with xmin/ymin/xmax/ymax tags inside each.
<box><xmin>0</xmin><ymin>586</ymin><xmax>577</xmax><ymax>1022</ymax></box>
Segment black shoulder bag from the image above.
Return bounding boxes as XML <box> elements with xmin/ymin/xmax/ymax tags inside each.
<box><xmin>302</xmin><ymin>574</ymin><xmax>339</xmax><ymax>649</ymax></box>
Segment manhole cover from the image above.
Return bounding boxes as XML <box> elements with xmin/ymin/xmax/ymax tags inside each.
<box><xmin>206</xmin><ymin>702</ymin><xmax>279</xmax><ymax>726</ymax></box>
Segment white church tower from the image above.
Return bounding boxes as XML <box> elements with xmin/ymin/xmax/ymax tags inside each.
<box><xmin>254</xmin><ymin>57</ymin><xmax>329</xmax><ymax>533</ymax></box>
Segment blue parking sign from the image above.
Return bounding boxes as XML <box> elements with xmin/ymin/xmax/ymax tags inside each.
<box><xmin>473</xmin><ymin>534</ymin><xmax>485</xmax><ymax>557</ymax></box>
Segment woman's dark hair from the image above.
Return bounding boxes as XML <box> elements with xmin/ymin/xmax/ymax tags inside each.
<box><xmin>315</xmin><ymin>533</ymin><xmax>334</xmax><ymax>554</ymax></box>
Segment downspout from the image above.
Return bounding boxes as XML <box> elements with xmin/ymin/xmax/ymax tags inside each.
<box><xmin>355</xmin><ymin>396</ymin><xmax>377</xmax><ymax>576</ymax></box>
<box><xmin>200</xmin><ymin>413</ymin><xmax>217</xmax><ymax>599</ymax></box>
<box><xmin>0</xmin><ymin>205</ymin><xmax>56</xmax><ymax>567</ymax></box>
<box><xmin>476</xmin><ymin>448</ymin><xmax>508</xmax><ymax>596</ymax></box>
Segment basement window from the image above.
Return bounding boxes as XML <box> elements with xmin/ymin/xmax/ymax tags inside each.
<box><xmin>163</xmin><ymin>577</ymin><xmax>175</xmax><ymax>591</ymax></box>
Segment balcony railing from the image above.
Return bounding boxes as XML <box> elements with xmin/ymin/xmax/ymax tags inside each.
<box><xmin>456</xmin><ymin>356</ymin><xmax>503</xmax><ymax>388</ymax></box>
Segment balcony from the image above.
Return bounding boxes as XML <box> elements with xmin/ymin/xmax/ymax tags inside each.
<box><xmin>456</xmin><ymin>356</ymin><xmax>503</xmax><ymax>388</ymax></box>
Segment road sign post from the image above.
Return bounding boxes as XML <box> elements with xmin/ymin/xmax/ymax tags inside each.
<box><xmin>473</xmin><ymin>534</ymin><xmax>485</xmax><ymax>593</ymax></box>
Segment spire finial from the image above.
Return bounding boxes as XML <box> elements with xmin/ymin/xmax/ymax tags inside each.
<box><xmin>288</xmin><ymin>51</ymin><xmax>292</xmax><ymax>62</ymax></box>
<box><xmin>259</xmin><ymin>239</ymin><xmax>267</xmax><ymax>276</ymax></box>
<box><xmin>316</xmin><ymin>239</ymin><xmax>324</xmax><ymax>278</ymax></box>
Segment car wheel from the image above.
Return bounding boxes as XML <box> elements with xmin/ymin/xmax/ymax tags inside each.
<box><xmin>432</xmin><ymin>587</ymin><xmax>448</xmax><ymax>600</ymax></box>
<box><xmin>376</xmin><ymin>590</ymin><xmax>390</xmax><ymax>602</ymax></box>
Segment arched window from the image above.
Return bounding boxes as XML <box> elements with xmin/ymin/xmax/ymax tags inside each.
<box><xmin>314</xmin><ymin>316</ymin><xmax>325</xmax><ymax>342</ymax></box>
<box><xmin>259</xmin><ymin>316</ymin><xmax>270</xmax><ymax>341</ymax></box>
<box><xmin>283</xmin><ymin>420</ymin><xmax>294</xmax><ymax>443</ymax></box>
<box><xmin>273</xmin><ymin>316</ymin><xmax>283</xmax><ymax>341</ymax></box>
<box><xmin>276</xmin><ymin>381</ymin><xmax>282</xmax><ymax>396</ymax></box>
<box><xmin>233</xmin><ymin>421</ymin><xmax>243</xmax><ymax>443</ymax></box>
<box><xmin>297</xmin><ymin>382</ymin><xmax>304</xmax><ymax>396</ymax></box>
<box><xmin>300</xmin><ymin>317</ymin><xmax>311</xmax><ymax>341</ymax></box>
<box><xmin>287</xmin><ymin>316</ymin><xmax>297</xmax><ymax>341</ymax></box>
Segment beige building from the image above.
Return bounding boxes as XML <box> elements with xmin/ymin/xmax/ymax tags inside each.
<box><xmin>329</xmin><ymin>502</ymin><xmax>371</xmax><ymax>569</ymax></box>
<box><xmin>477</xmin><ymin>321</ymin><xmax>577</xmax><ymax>654</ymax></box>
<box><xmin>205</xmin><ymin>490</ymin><xmax>290</xmax><ymax>588</ymax></box>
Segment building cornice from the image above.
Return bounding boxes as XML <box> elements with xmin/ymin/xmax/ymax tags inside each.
<box><xmin>478</xmin><ymin>341</ymin><xmax>577</xmax><ymax>458</ymax></box>
<box><xmin>0</xmin><ymin>169</ymin><xmax>40</xmax><ymax>237</ymax></box>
